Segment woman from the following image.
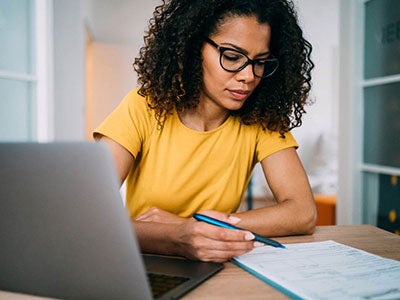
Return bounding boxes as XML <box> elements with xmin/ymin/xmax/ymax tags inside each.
<box><xmin>94</xmin><ymin>0</ymin><xmax>317</xmax><ymax>262</ymax></box>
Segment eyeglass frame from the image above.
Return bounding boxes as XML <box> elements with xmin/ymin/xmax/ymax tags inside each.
<box><xmin>204</xmin><ymin>37</ymin><xmax>279</xmax><ymax>78</ymax></box>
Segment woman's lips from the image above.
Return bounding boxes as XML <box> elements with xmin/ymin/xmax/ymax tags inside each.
<box><xmin>229</xmin><ymin>89</ymin><xmax>250</xmax><ymax>101</ymax></box>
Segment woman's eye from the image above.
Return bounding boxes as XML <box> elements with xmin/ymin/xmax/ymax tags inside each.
<box><xmin>255</xmin><ymin>60</ymin><xmax>267</xmax><ymax>66</ymax></box>
<box><xmin>222</xmin><ymin>51</ymin><xmax>241</xmax><ymax>61</ymax></box>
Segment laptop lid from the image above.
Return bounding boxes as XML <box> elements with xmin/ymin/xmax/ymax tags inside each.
<box><xmin>0</xmin><ymin>142</ymin><xmax>223</xmax><ymax>300</ymax></box>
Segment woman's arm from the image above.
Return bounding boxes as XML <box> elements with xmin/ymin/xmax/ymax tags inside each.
<box><xmin>133</xmin><ymin>208</ymin><xmax>257</xmax><ymax>262</ymax></box>
<box><xmin>233</xmin><ymin>147</ymin><xmax>317</xmax><ymax>237</ymax></box>
<box><xmin>98</xmin><ymin>136</ymin><xmax>134</xmax><ymax>185</ymax></box>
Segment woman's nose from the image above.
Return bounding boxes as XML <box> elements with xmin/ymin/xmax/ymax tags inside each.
<box><xmin>235</xmin><ymin>64</ymin><xmax>256</xmax><ymax>82</ymax></box>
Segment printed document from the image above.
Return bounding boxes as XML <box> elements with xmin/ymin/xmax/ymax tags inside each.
<box><xmin>233</xmin><ymin>240</ymin><xmax>400</xmax><ymax>300</ymax></box>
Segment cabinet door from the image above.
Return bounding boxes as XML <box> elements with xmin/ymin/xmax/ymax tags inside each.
<box><xmin>362</xmin><ymin>0</ymin><xmax>400</xmax><ymax>234</ymax></box>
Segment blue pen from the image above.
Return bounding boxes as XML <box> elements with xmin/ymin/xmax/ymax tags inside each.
<box><xmin>193</xmin><ymin>213</ymin><xmax>285</xmax><ymax>249</ymax></box>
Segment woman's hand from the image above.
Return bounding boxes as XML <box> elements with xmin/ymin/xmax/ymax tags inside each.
<box><xmin>177</xmin><ymin>210</ymin><xmax>259</xmax><ymax>262</ymax></box>
<box><xmin>134</xmin><ymin>208</ymin><xmax>260</xmax><ymax>262</ymax></box>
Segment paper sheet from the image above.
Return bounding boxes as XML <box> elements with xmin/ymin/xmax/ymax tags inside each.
<box><xmin>233</xmin><ymin>240</ymin><xmax>400</xmax><ymax>300</ymax></box>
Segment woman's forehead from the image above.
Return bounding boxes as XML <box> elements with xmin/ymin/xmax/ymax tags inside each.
<box><xmin>211</xmin><ymin>16</ymin><xmax>271</xmax><ymax>53</ymax></box>
<box><xmin>213</xmin><ymin>15</ymin><xmax>269</xmax><ymax>35</ymax></box>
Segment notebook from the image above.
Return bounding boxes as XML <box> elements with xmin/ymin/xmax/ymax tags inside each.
<box><xmin>232</xmin><ymin>240</ymin><xmax>400</xmax><ymax>299</ymax></box>
<box><xmin>0</xmin><ymin>142</ymin><xmax>223</xmax><ymax>300</ymax></box>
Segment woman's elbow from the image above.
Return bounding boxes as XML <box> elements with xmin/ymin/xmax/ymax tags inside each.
<box><xmin>301</xmin><ymin>204</ymin><xmax>318</xmax><ymax>235</ymax></box>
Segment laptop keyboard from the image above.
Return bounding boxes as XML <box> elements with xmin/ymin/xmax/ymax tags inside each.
<box><xmin>147</xmin><ymin>272</ymin><xmax>190</xmax><ymax>298</ymax></box>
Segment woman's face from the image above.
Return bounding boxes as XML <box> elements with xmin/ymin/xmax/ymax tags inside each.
<box><xmin>201</xmin><ymin>15</ymin><xmax>271</xmax><ymax>112</ymax></box>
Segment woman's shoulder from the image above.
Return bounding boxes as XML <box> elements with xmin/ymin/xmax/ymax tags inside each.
<box><xmin>122</xmin><ymin>88</ymin><xmax>148</xmax><ymax>109</ymax></box>
<box><xmin>112</xmin><ymin>88</ymin><xmax>157</xmax><ymax>131</ymax></box>
<box><xmin>233</xmin><ymin>119</ymin><xmax>296</xmax><ymax>146</ymax></box>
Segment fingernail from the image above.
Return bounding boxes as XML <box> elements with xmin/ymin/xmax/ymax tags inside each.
<box><xmin>254</xmin><ymin>241</ymin><xmax>264</xmax><ymax>248</ymax></box>
<box><xmin>245</xmin><ymin>232</ymin><xmax>255</xmax><ymax>241</ymax></box>
<box><xmin>228</xmin><ymin>216</ymin><xmax>241</xmax><ymax>223</ymax></box>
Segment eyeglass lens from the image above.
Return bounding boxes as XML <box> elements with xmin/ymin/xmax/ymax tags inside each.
<box><xmin>220</xmin><ymin>49</ymin><xmax>278</xmax><ymax>78</ymax></box>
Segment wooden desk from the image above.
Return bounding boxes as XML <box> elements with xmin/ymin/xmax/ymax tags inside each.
<box><xmin>183</xmin><ymin>225</ymin><xmax>400</xmax><ymax>299</ymax></box>
<box><xmin>1</xmin><ymin>225</ymin><xmax>399</xmax><ymax>300</ymax></box>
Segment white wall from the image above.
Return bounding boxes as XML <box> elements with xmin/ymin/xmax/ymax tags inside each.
<box><xmin>84</xmin><ymin>0</ymin><xmax>159</xmax><ymax>136</ymax></box>
<box><xmin>53</xmin><ymin>0</ymin><xmax>86</xmax><ymax>141</ymax></box>
<box><xmin>295</xmin><ymin>0</ymin><xmax>340</xmax><ymax>137</ymax></box>
<box><xmin>337</xmin><ymin>0</ymin><xmax>363</xmax><ymax>225</ymax></box>
<box><xmin>293</xmin><ymin>0</ymin><xmax>340</xmax><ymax>195</ymax></box>
<box><xmin>52</xmin><ymin>0</ymin><xmax>159</xmax><ymax>141</ymax></box>
<box><xmin>88</xmin><ymin>43</ymin><xmax>137</xmax><ymax>133</ymax></box>
<box><xmin>84</xmin><ymin>0</ymin><xmax>160</xmax><ymax>46</ymax></box>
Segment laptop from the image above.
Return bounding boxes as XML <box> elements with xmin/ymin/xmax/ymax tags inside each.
<box><xmin>0</xmin><ymin>142</ymin><xmax>223</xmax><ymax>300</ymax></box>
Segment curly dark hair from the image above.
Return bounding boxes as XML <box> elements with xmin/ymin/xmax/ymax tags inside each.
<box><xmin>133</xmin><ymin>0</ymin><xmax>314</xmax><ymax>135</ymax></box>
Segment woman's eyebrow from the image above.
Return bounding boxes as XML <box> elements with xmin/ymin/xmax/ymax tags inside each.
<box><xmin>220</xmin><ymin>42</ymin><xmax>270</xmax><ymax>57</ymax></box>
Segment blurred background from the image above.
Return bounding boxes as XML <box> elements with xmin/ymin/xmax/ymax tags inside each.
<box><xmin>0</xmin><ymin>0</ymin><xmax>399</xmax><ymax>233</ymax></box>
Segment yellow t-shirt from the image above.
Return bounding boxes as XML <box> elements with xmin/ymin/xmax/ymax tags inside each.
<box><xmin>94</xmin><ymin>89</ymin><xmax>298</xmax><ymax>218</ymax></box>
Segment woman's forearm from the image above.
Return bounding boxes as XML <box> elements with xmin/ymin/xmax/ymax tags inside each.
<box><xmin>132</xmin><ymin>221</ymin><xmax>184</xmax><ymax>256</ymax></box>
<box><xmin>233</xmin><ymin>197</ymin><xmax>317</xmax><ymax>237</ymax></box>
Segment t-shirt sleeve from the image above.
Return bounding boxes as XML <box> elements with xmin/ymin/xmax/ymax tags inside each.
<box><xmin>256</xmin><ymin>130</ymin><xmax>298</xmax><ymax>162</ymax></box>
<box><xmin>93</xmin><ymin>89</ymin><xmax>152</xmax><ymax>158</ymax></box>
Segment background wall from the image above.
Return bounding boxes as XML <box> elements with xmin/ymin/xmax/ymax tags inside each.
<box><xmin>53</xmin><ymin>0</ymin><xmax>86</xmax><ymax>140</ymax></box>
<box><xmin>296</xmin><ymin>0</ymin><xmax>339</xmax><ymax>136</ymax></box>
<box><xmin>292</xmin><ymin>0</ymin><xmax>340</xmax><ymax>196</ymax></box>
<box><xmin>86</xmin><ymin>43</ymin><xmax>137</xmax><ymax>138</ymax></box>
<box><xmin>84</xmin><ymin>0</ymin><xmax>159</xmax><ymax>137</ymax></box>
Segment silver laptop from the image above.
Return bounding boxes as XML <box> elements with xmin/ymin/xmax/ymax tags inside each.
<box><xmin>0</xmin><ymin>142</ymin><xmax>223</xmax><ymax>300</ymax></box>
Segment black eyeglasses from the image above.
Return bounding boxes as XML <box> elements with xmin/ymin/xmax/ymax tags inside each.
<box><xmin>204</xmin><ymin>37</ymin><xmax>279</xmax><ymax>78</ymax></box>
